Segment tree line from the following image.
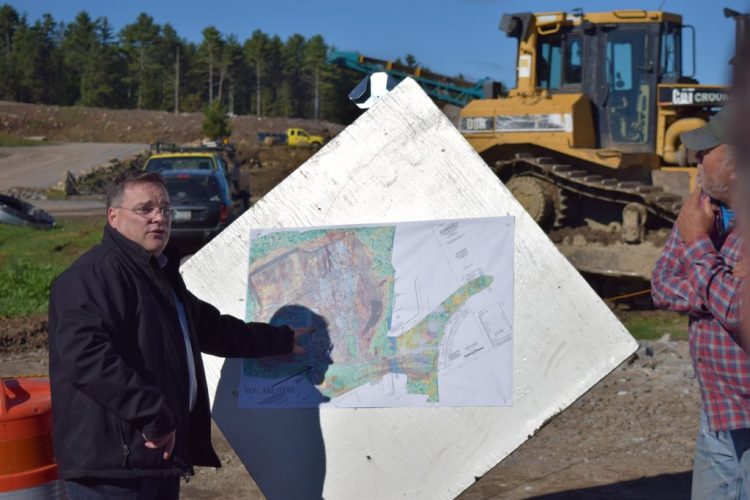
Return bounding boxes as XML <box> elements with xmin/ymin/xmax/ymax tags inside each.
<box><xmin>0</xmin><ymin>5</ymin><xmax>366</xmax><ymax>123</ymax></box>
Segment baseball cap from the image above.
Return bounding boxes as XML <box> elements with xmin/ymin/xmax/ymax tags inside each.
<box><xmin>680</xmin><ymin>106</ymin><xmax>730</xmax><ymax>151</ymax></box>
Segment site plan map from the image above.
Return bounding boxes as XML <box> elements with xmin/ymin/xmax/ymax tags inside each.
<box><xmin>239</xmin><ymin>217</ymin><xmax>514</xmax><ymax>408</ymax></box>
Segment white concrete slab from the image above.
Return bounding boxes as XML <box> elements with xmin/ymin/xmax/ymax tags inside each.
<box><xmin>181</xmin><ymin>78</ymin><xmax>638</xmax><ymax>500</ymax></box>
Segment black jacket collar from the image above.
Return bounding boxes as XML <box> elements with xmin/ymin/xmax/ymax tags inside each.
<box><xmin>102</xmin><ymin>224</ymin><xmax>181</xmax><ymax>275</ymax></box>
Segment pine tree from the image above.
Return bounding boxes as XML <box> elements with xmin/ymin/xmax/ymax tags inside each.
<box><xmin>303</xmin><ymin>35</ymin><xmax>328</xmax><ymax>120</ymax></box>
<box><xmin>0</xmin><ymin>5</ymin><xmax>21</xmax><ymax>99</ymax></box>
<box><xmin>281</xmin><ymin>34</ymin><xmax>307</xmax><ymax>117</ymax></box>
<box><xmin>179</xmin><ymin>41</ymin><xmax>203</xmax><ymax>112</ymax></box>
<box><xmin>243</xmin><ymin>30</ymin><xmax>269</xmax><ymax>117</ymax></box>
<box><xmin>405</xmin><ymin>54</ymin><xmax>418</xmax><ymax>70</ymax></box>
<box><xmin>119</xmin><ymin>13</ymin><xmax>162</xmax><ymax>109</ymax></box>
<box><xmin>12</xmin><ymin>16</ymin><xmax>61</xmax><ymax>103</ymax></box>
<box><xmin>61</xmin><ymin>12</ymin><xmax>108</xmax><ymax>106</ymax></box>
<box><xmin>222</xmin><ymin>35</ymin><xmax>245</xmax><ymax>115</ymax></box>
<box><xmin>201</xmin><ymin>100</ymin><xmax>231</xmax><ymax>140</ymax></box>
<box><xmin>199</xmin><ymin>26</ymin><xmax>223</xmax><ymax>105</ymax></box>
<box><xmin>160</xmin><ymin>23</ymin><xmax>183</xmax><ymax>112</ymax></box>
<box><xmin>76</xmin><ymin>16</ymin><xmax>121</xmax><ymax>108</ymax></box>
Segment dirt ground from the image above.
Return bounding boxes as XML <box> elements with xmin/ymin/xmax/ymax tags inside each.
<box><xmin>0</xmin><ymin>100</ymin><xmax>343</xmax><ymax>145</ymax></box>
<box><xmin>0</xmin><ymin>100</ymin><xmax>333</xmax><ymax>209</ymax></box>
<box><xmin>0</xmin><ymin>143</ymin><xmax>148</xmax><ymax>191</ymax></box>
<box><xmin>1</xmin><ymin>332</ymin><xmax>699</xmax><ymax>499</ymax></box>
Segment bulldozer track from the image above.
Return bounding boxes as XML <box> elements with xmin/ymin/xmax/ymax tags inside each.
<box><xmin>494</xmin><ymin>153</ymin><xmax>683</xmax><ymax>226</ymax></box>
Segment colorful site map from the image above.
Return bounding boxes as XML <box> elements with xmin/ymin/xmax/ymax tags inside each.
<box><xmin>239</xmin><ymin>217</ymin><xmax>514</xmax><ymax>408</ymax></box>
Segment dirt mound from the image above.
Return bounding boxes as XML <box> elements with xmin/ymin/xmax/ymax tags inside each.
<box><xmin>0</xmin><ymin>100</ymin><xmax>344</xmax><ymax>146</ymax></box>
<box><xmin>0</xmin><ymin>314</ymin><xmax>48</xmax><ymax>353</ymax></box>
<box><xmin>0</xmin><ymin>100</ymin><xmax>344</xmax><ymax>200</ymax></box>
<box><xmin>40</xmin><ymin>143</ymin><xmax>317</xmax><ymax>201</ymax></box>
<box><xmin>235</xmin><ymin>145</ymin><xmax>317</xmax><ymax>198</ymax></box>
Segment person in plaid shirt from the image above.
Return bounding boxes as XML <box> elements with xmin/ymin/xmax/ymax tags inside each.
<box><xmin>730</xmin><ymin>40</ymin><xmax>750</xmax><ymax>357</ymax></box>
<box><xmin>652</xmin><ymin>107</ymin><xmax>747</xmax><ymax>499</ymax></box>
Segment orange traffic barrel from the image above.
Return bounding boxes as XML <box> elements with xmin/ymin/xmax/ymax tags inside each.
<box><xmin>0</xmin><ymin>377</ymin><xmax>65</xmax><ymax>498</ymax></box>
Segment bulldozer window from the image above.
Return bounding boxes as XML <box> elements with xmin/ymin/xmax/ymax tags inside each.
<box><xmin>538</xmin><ymin>32</ymin><xmax>582</xmax><ymax>90</ymax></box>
<box><xmin>605</xmin><ymin>29</ymin><xmax>650</xmax><ymax>144</ymax></box>
<box><xmin>538</xmin><ymin>37</ymin><xmax>562</xmax><ymax>89</ymax></box>
<box><xmin>607</xmin><ymin>42</ymin><xmax>633</xmax><ymax>91</ymax></box>
<box><xmin>660</xmin><ymin>25</ymin><xmax>680</xmax><ymax>81</ymax></box>
<box><xmin>563</xmin><ymin>35</ymin><xmax>583</xmax><ymax>85</ymax></box>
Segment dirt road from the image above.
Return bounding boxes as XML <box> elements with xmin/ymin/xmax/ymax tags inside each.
<box><xmin>0</xmin><ymin>142</ymin><xmax>146</xmax><ymax>191</ymax></box>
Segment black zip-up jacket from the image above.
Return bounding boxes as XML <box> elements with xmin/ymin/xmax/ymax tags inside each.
<box><xmin>48</xmin><ymin>224</ymin><xmax>294</xmax><ymax>479</ymax></box>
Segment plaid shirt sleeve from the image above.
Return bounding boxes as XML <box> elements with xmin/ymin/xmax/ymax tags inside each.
<box><xmin>652</xmin><ymin>226</ymin><xmax>691</xmax><ymax>312</ymax></box>
<box><xmin>683</xmin><ymin>234</ymin><xmax>742</xmax><ymax>334</ymax></box>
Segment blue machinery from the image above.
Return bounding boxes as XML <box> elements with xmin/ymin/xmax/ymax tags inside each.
<box><xmin>326</xmin><ymin>50</ymin><xmax>497</xmax><ymax>107</ymax></box>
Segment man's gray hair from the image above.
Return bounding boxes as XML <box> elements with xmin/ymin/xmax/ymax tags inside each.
<box><xmin>106</xmin><ymin>169</ymin><xmax>167</xmax><ymax>209</ymax></box>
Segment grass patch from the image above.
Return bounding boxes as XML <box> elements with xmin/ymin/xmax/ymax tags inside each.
<box><xmin>0</xmin><ymin>133</ymin><xmax>48</xmax><ymax>147</ymax></box>
<box><xmin>616</xmin><ymin>308</ymin><xmax>689</xmax><ymax>341</ymax></box>
<box><xmin>0</xmin><ymin>217</ymin><xmax>104</xmax><ymax>317</ymax></box>
<box><xmin>42</xmin><ymin>189</ymin><xmax>68</xmax><ymax>200</ymax></box>
<box><xmin>0</xmin><ymin>261</ymin><xmax>64</xmax><ymax>317</ymax></box>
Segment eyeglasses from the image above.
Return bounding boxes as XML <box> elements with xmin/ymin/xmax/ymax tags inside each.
<box><xmin>116</xmin><ymin>205</ymin><xmax>173</xmax><ymax>218</ymax></box>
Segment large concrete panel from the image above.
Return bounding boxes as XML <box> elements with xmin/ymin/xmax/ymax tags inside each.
<box><xmin>181</xmin><ymin>78</ymin><xmax>638</xmax><ymax>499</ymax></box>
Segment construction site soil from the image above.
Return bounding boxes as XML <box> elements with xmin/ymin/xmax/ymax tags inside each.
<box><xmin>0</xmin><ymin>100</ymin><xmax>344</xmax><ymax>146</ymax></box>
<box><xmin>0</xmin><ymin>101</ymin><xmax>700</xmax><ymax>498</ymax></box>
<box><xmin>0</xmin><ymin>100</ymin><xmax>346</xmax><ymax>201</ymax></box>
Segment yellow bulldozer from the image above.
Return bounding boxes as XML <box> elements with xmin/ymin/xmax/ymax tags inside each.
<box><xmin>460</xmin><ymin>9</ymin><xmax>744</xmax><ymax>286</ymax></box>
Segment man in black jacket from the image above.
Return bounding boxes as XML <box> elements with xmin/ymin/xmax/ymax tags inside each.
<box><xmin>48</xmin><ymin>169</ymin><xmax>308</xmax><ymax>499</ymax></box>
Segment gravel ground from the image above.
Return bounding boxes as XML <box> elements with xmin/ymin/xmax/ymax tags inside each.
<box><xmin>0</xmin><ymin>143</ymin><xmax>147</xmax><ymax>191</ymax></box>
<box><xmin>2</xmin><ymin>338</ymin><xmax>700</xmax><ymax>499</ymax></box>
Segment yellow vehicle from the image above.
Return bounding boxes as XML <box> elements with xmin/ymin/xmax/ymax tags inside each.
<box><xmin>287</xmin><ymin>128</ymin><xmax>325</xmax><ymax>148</ymax></box>
<box><xmin>144</xmin><ymin>150</ymin><xmax>233</xmax><ymax>187</ymax></box>
<box><xmin>460</xmin><ymin>9</ymin><xmax>732</xmax><ymax>281</ymax></box>
<box><xmin>257</xmin><ymin>128</ymin><xmax>325</xmax><ymax>148</ymax></box>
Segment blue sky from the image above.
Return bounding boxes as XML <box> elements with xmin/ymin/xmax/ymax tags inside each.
<box><xmin>8</xmin><ymin>0</ymin><xmax>750</xmax><ymax>88</ymax></box>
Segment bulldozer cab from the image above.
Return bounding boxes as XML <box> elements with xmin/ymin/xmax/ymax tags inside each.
<box><xmin>458</xmin><ymin>9</ymin><xmax>736</xmax><ymax>282</ymax></box>
<box><xmin>513</xmin><ymin>11</ymin><xmax>685</xmax><ymax>153</ymax></box>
